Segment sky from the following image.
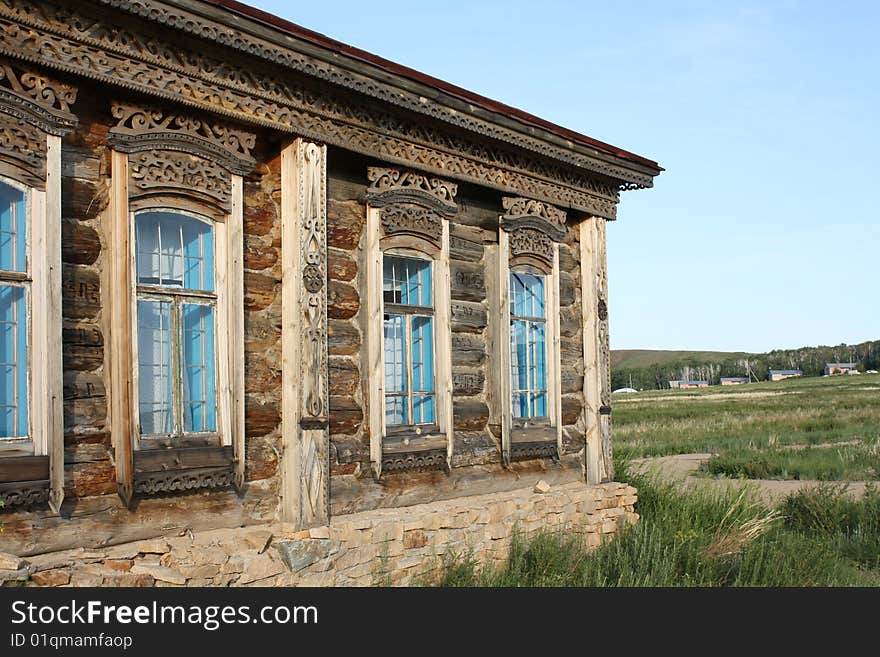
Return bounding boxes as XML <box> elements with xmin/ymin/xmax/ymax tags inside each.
<box><xmin>245</xmin><ymin>0</ymin><xmax>879</xmax><ymax>353</ymax></box>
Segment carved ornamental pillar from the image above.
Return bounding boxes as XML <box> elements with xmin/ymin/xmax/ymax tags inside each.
<box><xmin>580</xmin><ymin>216</ymin><xmax>613</xmax><ymax>483</ymax></box>
<box><xmin>281</xmin><ymin>138</ymin><xmax>329</xmax><ymax>527</ymax></box>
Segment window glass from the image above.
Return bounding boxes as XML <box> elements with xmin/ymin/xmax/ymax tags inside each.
<box><xmin>0</xmin><ymin>285</ymin><xmax>27</xmax><ymax>438</ymax></box>
<box><xmin>383</xmin><ymin>255</ymin><xmax>435</xmax><ymax>428</ymax></box>
<box><xmin>0</xmin><ymin>182</ymin><xmax>26</xmax><ymax>273</ymax></box>
<box><xmin>136</xmin><ymin>212</ymin><xmax>214</xmax><ymax>291</ymax></box>
<box><xmin>135</xmin><ymin>211</ymin><xmax>218</xmax><ymax>439</ymax></box>
<box><xmin>510</xmin><ymin>272</ymin><xmax>548</xmax><ymax>420</ymax></box>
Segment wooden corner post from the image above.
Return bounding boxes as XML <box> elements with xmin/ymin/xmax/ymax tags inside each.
<box><xmin>281</xmin><ymin>139</ymin><xmax>330</xmax><ymax>528</ymax></box>
<box><xmin>581</xmin><ymin>217</ymin><xmax>613</xmax><ymax>483</ymax></box>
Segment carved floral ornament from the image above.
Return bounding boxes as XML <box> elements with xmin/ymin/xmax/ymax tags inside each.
<box><xmin>501</xmin><ymin>196</ymin><xmax>567</xmax><ymax>266</ymax></box>
<box><xmin>108</xmin><ymin>102</ymin><xmax>256</xmax><ymax>175</ymax></box>
<box><xmin>367</xmin><ymin>167</ymin><xmax>457</xmax><ymax>249</ymax></box>
<box><xmin>0</xmin><ymin>0</ymin><xmax>636</xmax><ymax>217</ymax></box>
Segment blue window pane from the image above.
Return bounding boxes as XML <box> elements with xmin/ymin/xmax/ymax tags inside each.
<box><xmin>411</xmin><ymin>315</ymin><xmax>434</xmax><ymax>393</ymax></box>
<box><xmin>532</xmin><ymin>392</ymin><xmax>547</xmax><ymax>418</ymax></box>
<box><xmin>512</xmin><ymin>392</ymin><xmax>528</xmax><ymax>419</ymax></box>
<box><xmin>0</xmin><ymin>181</ymin><xmax>26</xmax><ymax>273</ymax></box>
<box><xmin>530</xmin><ymin>276</ymin><xmax>545</xmax><ymax>318</ymax></box>
<box><xmin>511</xmin><ymin>320</ymin><xmax>529</xmax><ymax>390</ymax></box>
<box><xmin>183</xmin><ymin>304</ymin><xmax>217</xmax><ymax>433</ymax></box>
<box><xmin>413</xmin><ymin>394</ymin><xmax>435</xmax><ymax>424</ymax></box>
<box><xmin>384</xmin><ymin>395</ymin><xmax>407</xmax><ymax>426</ymax></box>
<box><xmin>532</xmin><ymin>322</ymin><xmax>547</xmax><ymax>391</ymax></box>
<box><xmin>383</xmin><ymin>255</ymin><xmax>431</xmax><ymax>307</ymax></box>
<box><xmin>0</xmin><ymin>285</ymin><xmax>26</xmax><ymax>437</ymax></box>
<box><xmin>136</xmin><ymin>212</ymin><xmax>213</xmax><ymax>291</ymax></box>
<box><xmin>383</xmin><ymin>314</ymin><xmax>407</xmax><ymax>395</ymax></box>
<box><xmin>137</xmin><ymin>300</ymin><xmax>173</xmax><ymax>434</ymax></box>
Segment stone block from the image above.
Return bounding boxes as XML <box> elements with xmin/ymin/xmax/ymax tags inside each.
<box><xmin>131</xmin><ymin>565</ymin><xmax>186</xmax><ymax>585</ymax></box>
<box><xmin>30</xmin><ymin>570</ymin><xmax>70</xmax><ymax>587</ymax></box>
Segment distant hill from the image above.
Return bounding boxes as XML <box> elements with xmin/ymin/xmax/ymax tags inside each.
<box><xmin>611</xmin><ymin>341</ymin><xmax>880</xmax><ymax>390</ymax></box>
<box><xmin>611</xmin><ymin>349</ymin><xmax>748</xmax><ymax>370</ymax></box>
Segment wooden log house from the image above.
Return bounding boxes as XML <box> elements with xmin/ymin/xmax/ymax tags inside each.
<box><xmin>0</xmin><ymin>0</ymin><xmax>661</xmax><ymax>559</ymax></box>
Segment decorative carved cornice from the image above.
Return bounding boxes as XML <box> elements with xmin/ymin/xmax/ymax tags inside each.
<box><xmin>133</xmin><ymin>466</ymin><xmax>235</xmax><ymax>495</ymax></box>
<box><xmin>128</xmin><ymin>149</ymin><xmax>232</xmax><ymax>212</ymax></box>
<box><xmin>109</xmin><ymin>102</ymin><xmax>255</xmax><ymax>175</ymax></box>
<box><xmin>501</xmin><ymin>196</ymin><xmax>567</xmax><ymax>242</ymax></box>
<box><xmin>381</xmin><ymin>447</ymin><xmax>448</xmax><ymax>474</ymax></box>
<box><xmin>0</xmin><ymin>0</ymin><xmax>624</xmax><ymax>217</ymax></box>
<box><xmin>95</xmin><ymin>0</ymin><xmax>655</xmax><ymax>190</ymax></box>
<box><xmin>0</xmin><ymin>479</ymin><xmax>50</xmax><ymax>508</ymax></box>
<box><xmin>380</xmin><ymin>205</ymin><xmax>443</xmax><ymax>249</ymax></box>
<box><xmin>0</xmin><ymin>114</ymin><xmax>46</xmax><ymax>186</ymax></box>
<box><xmin>509</xmin><ymin>227</ymin><xmax>554</xmax><ymax>267</ymax></box>
<box><xmin>366</xmin><ymin>167</ymin><xmax>458</xmax><ymax>216</ymax></box>
<box><xmin>0</xmin><ymin>57</ymin><xmax>76</xmax><ymax>136</ymax></box>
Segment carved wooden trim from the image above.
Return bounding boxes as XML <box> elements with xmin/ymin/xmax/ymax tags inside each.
<box><xmin>281</xmin><ymin>138</ymin><xmax>329</xmax><ymax>529</ymax></box>
<box><xmin>367</xmin><ymin>167</ymin><xmax>456</xmax><ymax>251</ymax></box>
<box><xmin>0</xmin><ymin>479</ymin><xmax>49</xmax><ymax>508</ymax></box>
<box><xmin>133</xmin><ymin>466</ymin><xmax>235</xmax><ymax>495</ymax></box>
<box><xmin>108</xmin><ymin>102</ymin><xmax>256</xmax><ymax>174</ymax></box>
<box><xmin>128</xmin><ymin>150</ymin><xmax>232</xmax><ymax>214</ymax></box>
<box><xmin>510</xmin><ymin>440</ymin><xmax>559</xmax><ymax>462</ymax></box>
<box><xmin>0</xmin><ymin>56</ymin><xmax>77</xmax><ymax>135</ymax></box>
<box><xmin>381</xmin><ymin>447</ymin><xmax>448</xmax><ymax>474</ymax></box>
<box><xmin>581</xmin><ymin>217</ymin><xmax>612</xmax><ymax>484</ymax></box>
<box><xmin>0</xmin><ymin>1</ymin><xmax>631</xmax><ymax>217</ymax></box>
<box><xmin>93</xmin><ymin>0</ymin><xmax>655</xmax><ymax>189</ymax></box>
<box><xmin>501</xmin><ymin>196</ymin><xmax>567</xmax><ymax>270</ymax></box>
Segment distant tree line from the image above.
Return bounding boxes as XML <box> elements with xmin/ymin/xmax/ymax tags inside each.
<box><xmin>612</xmin><ymin>340</ymin><xmax>880</xmax><ymax>391</ymax></box>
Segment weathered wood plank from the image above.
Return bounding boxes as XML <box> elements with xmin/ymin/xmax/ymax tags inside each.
<box><xmin>0</xmin><ymin>456</ymin><xmax>49</xmax><ymax>484</ymax></box>
<box><xmin>133</xmin><ymin>446</ymin><xmax>234</xmax><ymax>473</ymax></box>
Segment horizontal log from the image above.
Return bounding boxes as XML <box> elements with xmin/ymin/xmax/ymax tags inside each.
<box><xmin>243</xmin><ymin>271</ymin><xmax>278</xmax><ymax>311</ymax></box>
<box><xmin>450</xmin><ymin>301</ymin><xmax>487</xmax><ymax>333</ymax></box>
<box><xmin>453</xmin><ymin>399</ymin><xmax>489</xmax><ymax>431</ymax></box>
<box><xmin>329</xmin><ymin>356</ymin><xmax>360</xmax><ymax>396</ymax></box>
<box><xmin>450</xmin><ymin>430</ymin><xmax>500</xmax><ymax>468</ymax></box>
<box><xmin>61</xmin><ymin>219</ymin><xmax>100</xmax><ymax>266</ymax></box>
<box><xmin>327</xmin><ymin>199</ymin><xmax>365</xmax><ymax>250</ymax></box>
<box><xmin>328</xmin><ymin>319</ymin><xmax>361</xmax><ymax>356</ymax></box>
<box><xmin>452</xmin><ymin>369</ymin><xmax>485</xmax><ymax>396</ymax></box>
<box><xmin>328</xmin><ymin>247</ymin><xmax>357</xmax><ymax>282</ymax></box>
<box><xmin>327</xmin><ymin>280</ymin><xmax>360</xmax><ymax>319</ymax></box>
<box><xmin>329</xmin><ymin>396</ymin><xmax>363</xmax><ymax>436</ymax></box>
<box><xmin>451</xmin><ymin>333</ymin><xmax>487</xmax><ymax>367</ymax></box>
<box><xmin>450</xmin><ymin>260</ymin><xmax>486</xmax><ymax>302</ymax></box>
<box><xmin>62</xmin><ymin>265</ymin><xmax>101</xmax><ymax>321</ymax></box>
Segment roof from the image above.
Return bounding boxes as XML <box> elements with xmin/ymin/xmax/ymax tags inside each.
<box><xmin>769</xmin><ymin>370</ymin><xmax>803</xmax><ymax>375</ymax></box>
<box><xmin>200</xmin><ymin>0</ymin><xmax>661</xmax><ymax>174</ymax></box>
<box><xmin>720</xmin><ymin>377</ymin><xmax>749</xmax><ymax>381</ymax></box>
<box><xmin>826</xmin><ymin>363</ymin><xmax>856</xmax><ymax>367</ymax></box>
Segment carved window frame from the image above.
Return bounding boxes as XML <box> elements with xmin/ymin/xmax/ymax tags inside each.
<box><xmin>107</xmin><ymin>103</ymin><xmax>252</xmax><ymax>506</ymax></box>
<box><xmin>496</xmin><ymin>197</ymin><xmax>565</xmax><ymax>464</ymax></box>
<box><xmin>365</xmin><ymin>167</ymin><xmax>455</xmax><ymax>477</ymax></box>
<box><xmin>0</xmin><ymin>59</ymin><xmax>75</xmax><ymax>513</ymax></box>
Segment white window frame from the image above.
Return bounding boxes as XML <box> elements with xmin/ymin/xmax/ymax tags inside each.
<box><xmin>497</xmin><ymin>229</ymin><xmax>562</xmax><ymax>463</ymax></box>
<box><xmin>109</xmin><ymin>150</ymin><xmax>245</xmax><ymax>505</ymax></box>
<box><xmin>0</xmin><ymin>136</ymin><xmax>64</xmax><ymax>512</ymax></box>
<box><xmin>366</xmin><ymin>205</ymin><xmax>452</xmax><ymax>477</ymax></box>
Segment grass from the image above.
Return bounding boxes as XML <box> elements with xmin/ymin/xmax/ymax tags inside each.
<box><xmin>703</xmin><ymin>438</ymin><xmax>880</xmax><ymax>481</ymax></box>
<box><xmin>613</xmin><ymin>374</ymin><xmax>880</xmax><ymax>459</ymax></box>
<box><xmin>436</xmin><ymin>462</ymin><xmax>880</xmax><ymax>586</ymax></box>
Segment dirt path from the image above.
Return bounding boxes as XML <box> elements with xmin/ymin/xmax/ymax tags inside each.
<box><xmin>630</xmin><ymin>453</ymin><xmax>872</xmax><ymax>504</ymax></box>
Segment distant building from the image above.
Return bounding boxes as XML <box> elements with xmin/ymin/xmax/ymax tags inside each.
<box><xmin>824</xmin><ymin>362</ymin><xmax>857</xmax><ymax>376</ymax></box>
<box><xmin>769</xmin><ymin>369</ymin><xmax>803</xmax><ymax>381</ymax></box>
<box><xmin>669</xmin><ymin>380</ymin><xmax>709</xmax><ymax>389</ymax></box>
<box><xmin>720</xmin><ymin>377</ymin><xmax>749</xmax><ymax>386</ymax></box>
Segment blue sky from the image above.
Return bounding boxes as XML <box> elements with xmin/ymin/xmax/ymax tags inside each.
<box><xmin>246</xmin><ymin>0</ymin><xmax>879</xmax><ymax>352</ymax></box>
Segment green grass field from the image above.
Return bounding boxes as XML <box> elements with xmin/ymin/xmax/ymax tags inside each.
<box><xmin>613</xmin><ymin>374</ymin><xmax>880</xmax><ymax>481</ymax></box>
<box><xmin>437</xmin><ymin>373</ymin><xmax>880</xmax><ymax>586</ymax></box>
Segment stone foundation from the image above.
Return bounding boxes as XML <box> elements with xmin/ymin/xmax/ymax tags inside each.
<box><xmin>1</xmin><ymin>481</ymin><xmax>637</xmax><ymax>587</ymax></box>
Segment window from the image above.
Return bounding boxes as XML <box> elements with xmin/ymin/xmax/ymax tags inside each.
<box><xmin>382</xmin><ymin>254</ymin><xmax>436</xmax><ymax>432</ymax></box>
<box><xmin>510</xmin><ymin>271</ymin><xmax>547</xmax><ymax>424</ymax></box>
<box><xmin>0</xmin><ymin>179</ymin><xmax>28</xmax><ymax>443</ymax></box>
<box><xmin>134</xmin><ymin>210</ymin><xmax>218</xmax><ymax>444</ymax></box>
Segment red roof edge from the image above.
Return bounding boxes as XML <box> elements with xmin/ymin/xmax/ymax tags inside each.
<box><xmin>198</xmin><ymin>0</ymin><xmax>662</xmax><ymax>173</ymax></box>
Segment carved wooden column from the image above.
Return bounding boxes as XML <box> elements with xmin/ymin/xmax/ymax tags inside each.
<box><xmin>581</xmin><ymin>216</ymin><xmax>613</xmax><ymax>483</ymax></box>
<box><xmin>281</xmin><ymin>138</ymin><xmax>329</xmax><ymax>527</ymax></box>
